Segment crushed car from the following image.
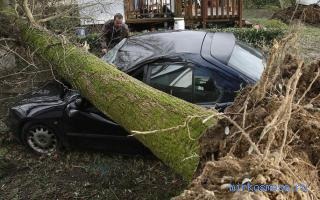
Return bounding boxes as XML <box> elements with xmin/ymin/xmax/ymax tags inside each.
<box><xmin>8</xmin><ymin>31</ymin><xmax>265</xmax><ymax>154</ymax></box>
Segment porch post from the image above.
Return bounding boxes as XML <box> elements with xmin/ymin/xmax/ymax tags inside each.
<box><xmin>238</xmin><ymin>0</ymin><xmax>243</xmax><ymax>27</ymax></box>
<box><xmin>175</xmin><ymin>0</ymin><xmax>182</xmax><ymax>17</ymax></box>
<box><xmin>201</xmin><ymin>0</ymin><xmax>208</xmax><ymax>28</ymax></box>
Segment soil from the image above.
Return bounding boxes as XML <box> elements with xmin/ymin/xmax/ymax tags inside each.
<box><xmin>272</xmin><ymin>4</ymin><xmax>320</xmax><ymax>25</ymax></box>
<box><xmin>174</xmin><ymin>34</ymin><xmax>320</xmax><ymax>199</ymax></box>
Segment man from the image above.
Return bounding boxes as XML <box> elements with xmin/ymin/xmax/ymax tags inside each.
<box><xmin>101</xmin><ymin>13</ymin><xmax>129</xmax><ymax>54</ymax></box>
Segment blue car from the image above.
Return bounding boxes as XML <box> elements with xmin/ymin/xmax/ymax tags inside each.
<box><xmin>8</xmin><ymin>31</ymin><xmax>265</xmax><ymax>154</ymax></box>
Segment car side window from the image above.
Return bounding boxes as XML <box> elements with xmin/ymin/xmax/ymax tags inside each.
<box><xmin>148</xmin><ymin>63</ymin><xmax>193</xmax><ymax>102</ymax></box>
<box><xmin>130</xmin><ymin>66</ymin><xmax>145</xmax><ymax>82</ymax></box>
<box><xmin>193</xmin><ymin>68</ymin><xmax>222</xmax><ymax>103</ymax></box>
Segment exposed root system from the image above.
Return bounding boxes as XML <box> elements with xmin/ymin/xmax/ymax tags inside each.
<box><xmin>175</xmin><ymin>33</ymin><xmax>320</xmax><ymax>199</ymax></box>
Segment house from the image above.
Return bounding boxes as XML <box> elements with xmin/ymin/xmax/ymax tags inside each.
<box><xmin>77</xmin><ymin>0</ymin><xmax>243</xmax><ymax>28</ymax></box>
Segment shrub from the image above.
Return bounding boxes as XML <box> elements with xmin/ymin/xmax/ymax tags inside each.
<box><xmin>207</xmin><ymin>27</ymin><xmax>287</xmax><ymax>48</ymax></box>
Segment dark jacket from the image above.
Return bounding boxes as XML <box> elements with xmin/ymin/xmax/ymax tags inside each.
<box><xmin>101</xmin><ymin>20</ymin><xmax>129</xmax><ymax>50</ymax></box>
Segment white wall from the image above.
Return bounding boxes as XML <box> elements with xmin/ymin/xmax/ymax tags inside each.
<box><xmin>77</xmin><ymin>0</ymin><xmax>124</xmax><ymax>25</ymax></box>
<box><xmin>296</xmin><ymin>0</ymin><xmax>320</xmax><ymax>5</ymax></box>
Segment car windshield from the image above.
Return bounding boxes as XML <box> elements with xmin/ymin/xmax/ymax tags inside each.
<box><xmin>227</xmin><ymin>42</ymin><xmax>265</xmax><ymax>81</ymax></box>
<box><xmin>102</xmin><ymin>38</ymin><xmax>127</xmax><ymax>63</ymax></box>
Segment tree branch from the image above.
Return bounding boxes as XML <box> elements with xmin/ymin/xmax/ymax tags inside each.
<box><xmin>37</xmin><ymin>5</ymin><xmax>76</xmax><ymax>23</ymax></box>
<box><xmin>37</xmin><ymin>2</ymin><xmax>106</xmax><ymax>23</ymax></box>
<box><xmin>22</xmin><ymin>0</ymin><xmax>36</xmax><ymax>25</ymax></box>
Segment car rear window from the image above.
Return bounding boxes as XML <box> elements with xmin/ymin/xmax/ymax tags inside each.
<box><xmin>227</xmin><ymin>42</ymin><xmax>265</xmax><ymax>81</ymax></box>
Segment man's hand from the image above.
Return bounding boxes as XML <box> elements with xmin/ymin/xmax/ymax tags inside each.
<box><xmin>102</xmin><ymin>48</ymin><xmax>108</xmax><ymax>54</ymax></box>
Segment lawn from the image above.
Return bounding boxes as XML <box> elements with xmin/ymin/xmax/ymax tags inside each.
<box><xmin>244</xmin><ymin>8</ymin><xmax>320</xmax><ymax>62</ymax></box>
<box><xmin>299</xmin><ymin>26</ymin><xmax>320</xmax><ymax>62</ymax></box>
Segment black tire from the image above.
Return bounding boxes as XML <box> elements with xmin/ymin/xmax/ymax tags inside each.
<box><xmin>21</xmin><ymin>122</ymin><xmax>62</xmax><ymax>155</ymax></box>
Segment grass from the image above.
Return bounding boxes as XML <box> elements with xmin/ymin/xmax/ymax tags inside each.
<box><xmin>299</xmin><ymin>26</ymin><xmax>320</xmax><ymax>62</ymax></box>
<box><xmin>244</xmin><ymin>7</ymin><xmax>320</xmax><ymax>62</ymax></box>
<box><xmin>0</xmin><ymin>131</ymin><xmax>187</xmax><ymax>199</ymax></box>
<box><xmin>244</xmin><ymin>7</ymin><xmax>280</xmax><ymax>20</ymax></box>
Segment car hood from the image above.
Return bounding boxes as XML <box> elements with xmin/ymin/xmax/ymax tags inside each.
<box><xmin>12</xmin><ymin>91</ymin><xmax>79</xmax><ymax>118</ymax></box>
<box><xmin>19</xmin><ymin>95</ymin><xmax>62</xmax><ymax>104</ymax></box>
<box><xmin>12</xmin><ymin>96</ymin><xmax>65</xmax><ymax>117</ymax></box>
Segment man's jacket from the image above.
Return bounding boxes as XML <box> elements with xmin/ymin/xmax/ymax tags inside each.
<box><xmin>101</xmin><ymin>20</ymin><xmax>129</xmax><ymax>50</ymax></box>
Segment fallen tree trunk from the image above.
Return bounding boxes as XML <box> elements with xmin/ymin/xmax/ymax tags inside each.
<box><xmin>0</xmin><ymin>3</ymin><xmax>217</xmax><ymax>180</ymax></box>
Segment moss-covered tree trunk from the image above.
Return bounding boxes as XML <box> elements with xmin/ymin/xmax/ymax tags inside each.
<box><xmin>0</xmin><ymin>3</ymin><xmax>217</xmax><ymax>180</ymax></box>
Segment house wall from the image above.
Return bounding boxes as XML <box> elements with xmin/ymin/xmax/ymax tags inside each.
<box><xmin>77</xmin><ymin>0</ymin><xmax>124</xmax><ymax>25</ymax></box>
<box><xmin>297</xmin><ymin>0</ymin><xmax>320</xmax><ymax>5</ymax></box>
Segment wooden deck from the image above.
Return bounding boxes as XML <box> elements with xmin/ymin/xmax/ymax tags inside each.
<box><xmin>125</xmin><ymin>0</ymin><xmax>243</xmax><ymax>27</ymax></box>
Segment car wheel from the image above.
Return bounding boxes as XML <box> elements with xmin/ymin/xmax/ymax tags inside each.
<box><xmin>22</xmin><ymin>123</ymin><xmax>61</xmax><ymax>154</ymax></box>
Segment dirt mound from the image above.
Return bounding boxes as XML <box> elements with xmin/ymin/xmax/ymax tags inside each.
<box><xmin>174</xmin><ymin>33</ymin><xmax>320</xmax><ymax>199</ymax></box>
<box><xmin>272</xmin><ymin>4</ymin><xmax>320</xmax><ymax>25</ymax></box>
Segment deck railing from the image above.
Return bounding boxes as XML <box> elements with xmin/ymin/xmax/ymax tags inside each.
<box><xmin>125</xmin><ymin>0</ymin><xmax>174</xmax><ymax>20</ymax></box>
<box><xmin>125</xmin><ymin>0</ymin><xmax>242</xmax><ymax>26</ymax></box>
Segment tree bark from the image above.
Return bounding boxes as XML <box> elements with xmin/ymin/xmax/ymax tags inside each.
<box><xmin>0</xmin><ymin>3</ymin><xmax>217</xmax><ymax>180</ymax></box>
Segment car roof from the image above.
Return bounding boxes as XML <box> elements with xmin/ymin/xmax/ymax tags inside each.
<box><xmin>112</xmin><ymin>31</ymin><xmax>262</xmax><ymax>83</ymax></box>
<box><xmin>129</xmin><ymin>30</ymin><xmax>207</xmax><ymax>54</ymax></box>
<box><xmin>114</xmin><ymin>30</ymin><xmax>209</xmax><ymax>71</ymax></box>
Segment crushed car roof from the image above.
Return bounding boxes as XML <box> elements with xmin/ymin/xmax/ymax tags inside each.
<box><xmin>112</xmin><ymin>31</ymin><xmax>235</xmax><ymax>71</ymax></box>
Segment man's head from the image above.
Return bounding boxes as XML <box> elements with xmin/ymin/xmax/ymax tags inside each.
<box><xmin>113</xmin><ymin>13</ymin><xmax>124</xmax><ymax>29</ymax></box>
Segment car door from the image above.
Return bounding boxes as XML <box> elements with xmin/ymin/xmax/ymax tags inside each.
<box><xmin>142</xmin><ymin>62</ymin><xmax>236</xmax><ymax>110</ymax></box>
<box><xmin>64</xmin><ymin>98</ymin><xmax>128</xmax><ymax>137</ymax></box>
<box><xmin>193</xmin><ymin>66</ymin><xmax>223</xmax><ymax>104</ymax></box>
<box><xmin>63</xmin><ymin>98</ymin><xmax>148</xmax><ymax>153</ymax></box>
